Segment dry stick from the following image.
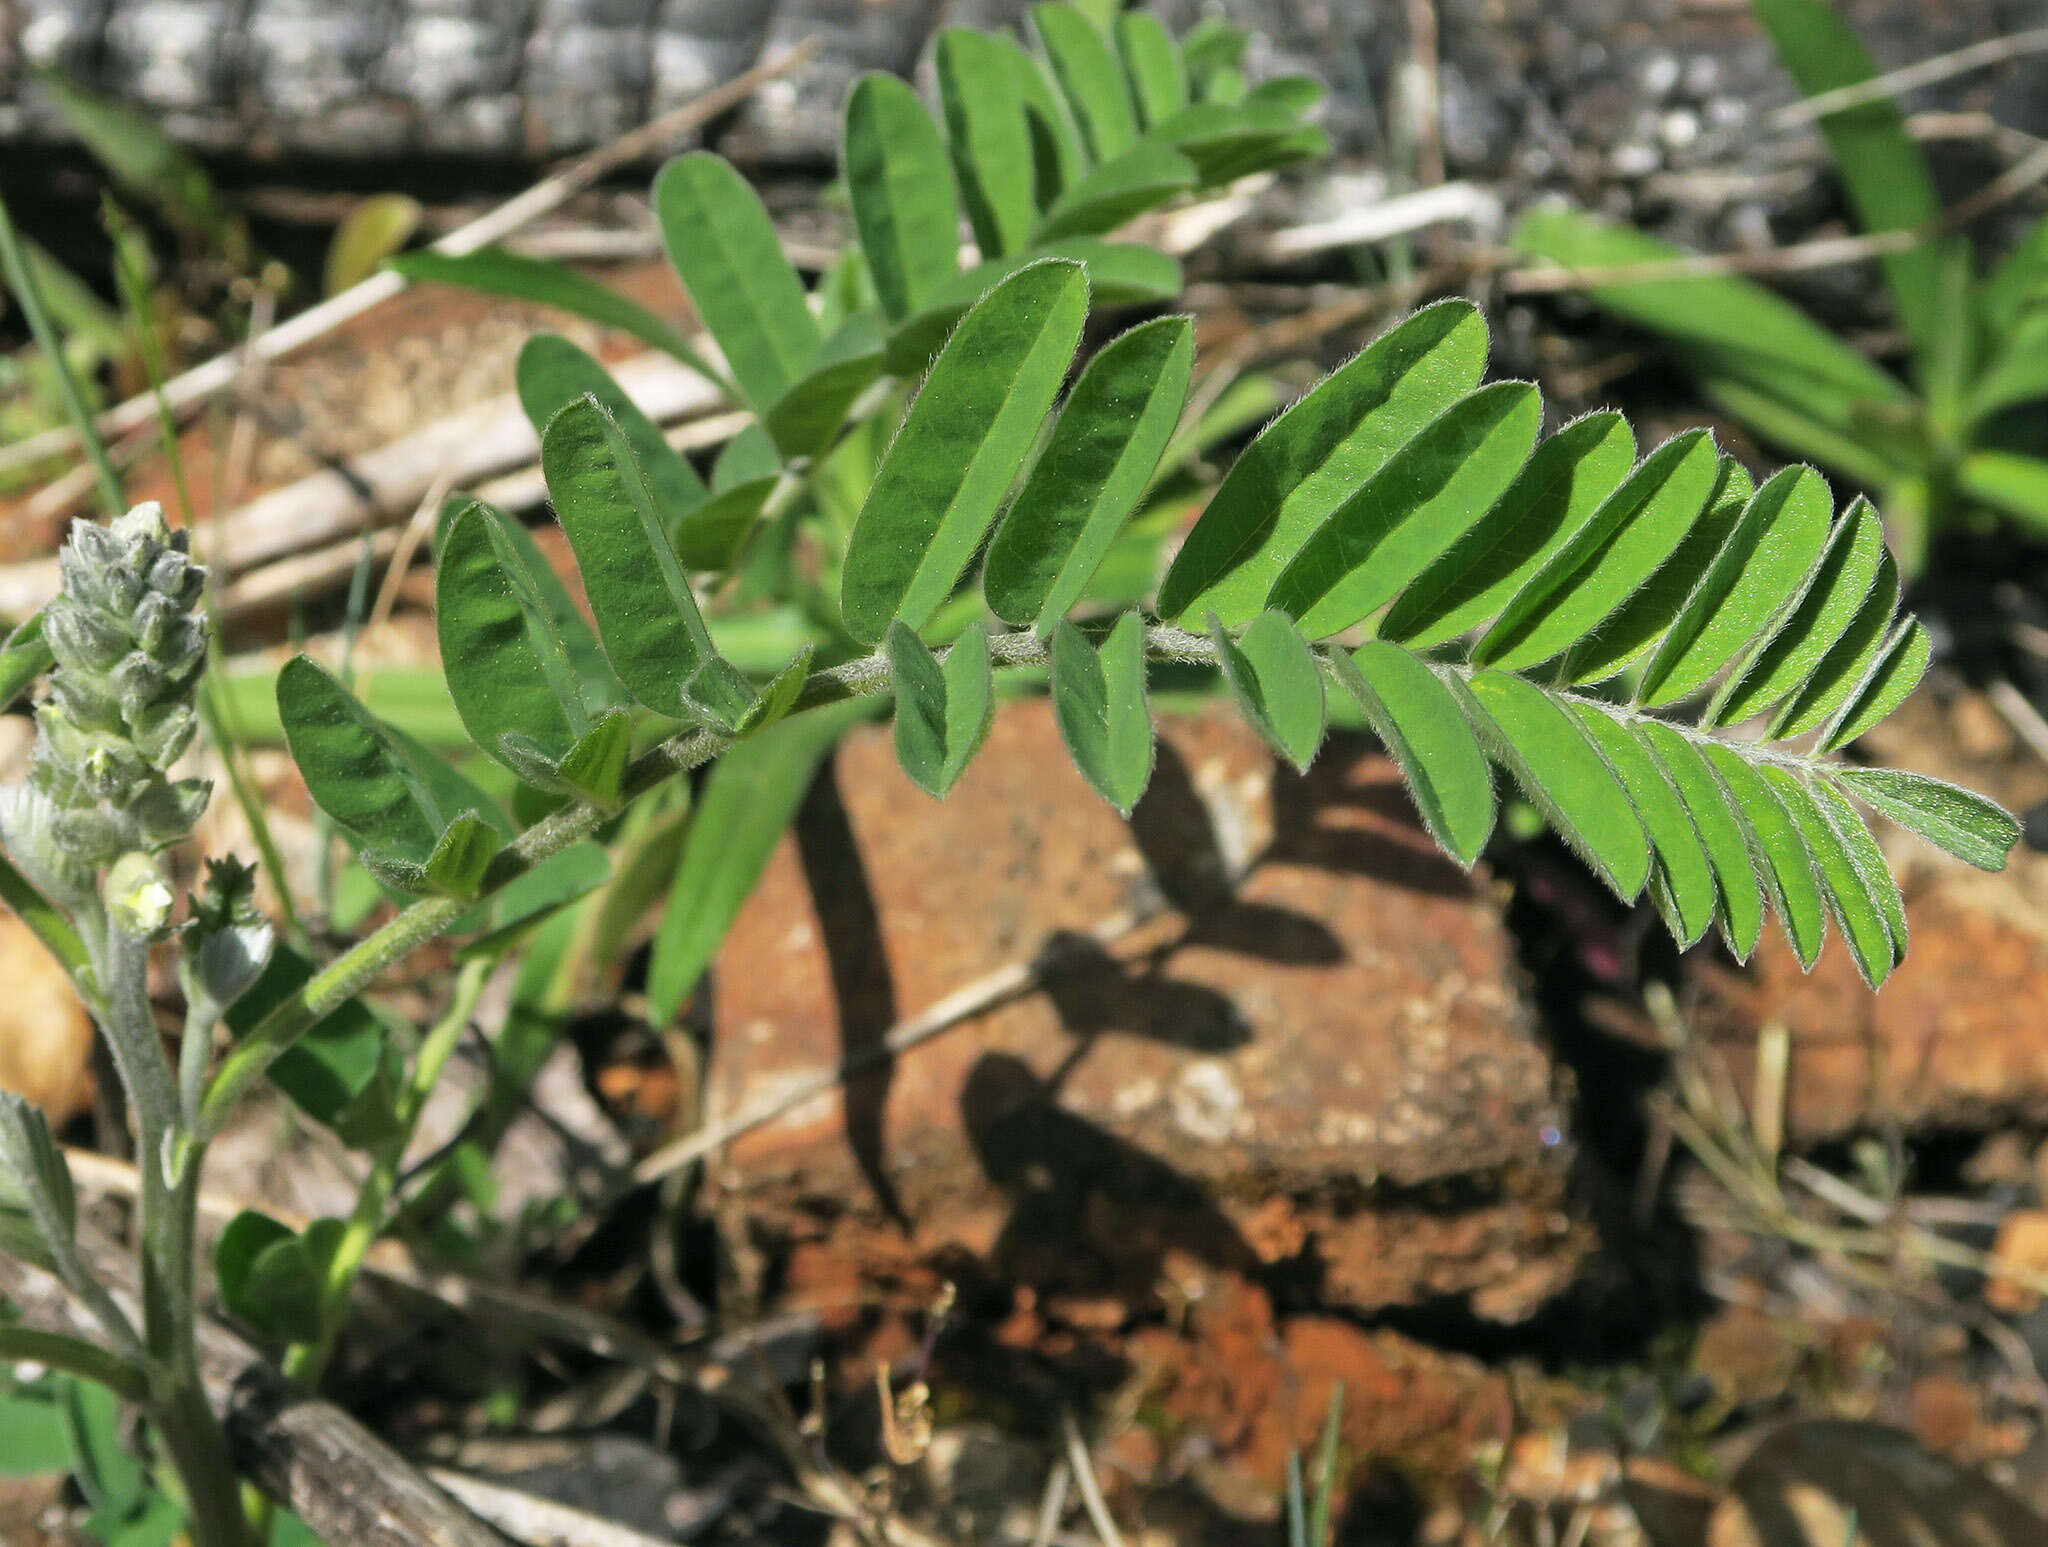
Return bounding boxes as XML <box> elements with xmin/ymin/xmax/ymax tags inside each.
<box><xmin>0</xmin><ymin>1242</ymin><xmax>510</xmax><ymax>1547</ymax></box>
<box><xmin>426</xmin><ymin>1470</ymin><xmax>680</xmax><ymax>1547</ymax></box>
<box><xmin>0</xmin><ymin>39</ymin><xmax>820</xmax><ymax>485</ymax></box>
<box><xmin>631</xmin><ymin>907</ymin><xmax>1150</xmax><ymax>1185</ymax></box>
<box><xmin>1768</xmin><ymin>27</ymin><xmax>2048</xmax><ymax>129</ymax></box>
<box><xmin>1059</xmin><ymin>1408</ymin><xmax>1126</xmax><ymax>1547</ymax></box>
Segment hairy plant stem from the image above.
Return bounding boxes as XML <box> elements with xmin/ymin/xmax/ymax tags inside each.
<box><xmin>202</xmin><ymin>623</ymin><xmax>1850</xmax><ymax>1137</ymax></box>
<box><xmin>92</xmin><ymin>926</ymin><xmax>256</xmax><ymax>1547</ymax></box>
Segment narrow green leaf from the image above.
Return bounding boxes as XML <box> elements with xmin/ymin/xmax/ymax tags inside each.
<box><xmin>1000</xmin><ymin>30</ymin><xmax>1087</xmax><ymax>201</ymax></box>
<box><xmin>1811</xmin><ymin>777</ymin><xmax>1908</xmax><ymax>960</ymax></box>
<box><xmin>1636</xmin><ymin>465</ymin><xmax>1833</xmax><ymax>707</ymax></box>
<box><xmin>1509</xmin><ymin>207</ymin><xmax>1907</xmax><ymax>406</ymax></box>
<box><xmin>389</xmin><ymin>249</ymin><xmax>717</xmax><ymax>381</ymax></box>
<box><xmin>516</xmin><ymin>335</ymin><xmax>707</xmax><ymax>523</ymax></box>
<box><xmin>1768</xmin><ymin>548</ymin><xmax>1899</xmax><ymax>738</ymax></box>
<box><xmin>541</xmin><ymin>394</ymin><xmax>719</xmax><ymax>717</ymax></box>
<box><xmin>1051</xmin><ymin>613</ymin><xmax>1154</xmax><ymax>814</ymax></box>
<box><xmin>1699</xmin><ymin>747</ymin><xmax>1827</xmax><ymax>968</ymax></box>
<box><xmin>1820</xmin><ymin>616</ymin><xmax>1930</xmax><ymax>752</ymax></box>
<box><xmin>1711</xmin><ymin>497</ymin><xmax>1885</xmax><ymax>726</ymax></box>
<box><xmin>653</xmin><ymin>151</ymin><xmax>821</xmax><ymax>411</ymax></box>
<box><xmin>1033</xmin><ymin>3</ymin><xmax>1140</xmax><ymax>163</ymax></box>
<box><xmin>0</xmin><ymin>851</ymin><xmax>88</xmax><ymax>978</ymax></box>
<box><xmin>1272</xmin><ymin>380</ymin><xmax>1542</xmax><ymax>638</ymax></box>
<box><xmin>1158</xmin><ymin>298</ymin><xmax>1489</xmax><ymax>626</ymax></box>
<box><xmin>846</xmin><ymin>74</ymin><xmax>963</xmax><ymax>324</ymax></box>
<box><xmin>1568</xmin><ymin>706</ymin><xmax>1717</xmax><ymax>946</ymax></box>
<box><xmin>737</xmin><ymin>645</ymin><xmax>817</xmax><ymax>738</ymax></box>
<box><xmin>1212</xmin><ymin>610</ymin><xmax>1326</xmax><ymax>772</ymax></box>
<box><xmin>1145</xmin><ymin>100</ymin><xmax>1328</xmax><ymax>184</ymax></box>
<box><xmin>325</xmin><ymin>192</ymin><xmax>422</xmax><ymax>297</ymax></box>
<box><xmin>1327</xmin><ymin>642</ymin><xmax>1494</xmax><ymax>866</ymax></box>
<box><xmin>1761</xmin><ymin>766</ymin><xmax>1893</xmax><ymax>986</ymax></box>
<box><xmin>1833</xmin><ymin>766</ymin><xmax>2019</xmax><ymax>871</ymax></box>
<box><xmin>985</xmin><ymin>314</ymin><xmax>1193</xmax><ymax>631</ymax></box>
<box><xmin>1957</xmin><ymin>451</ymin><xmax>2048</xmax><ymax>532</ymax></box>
<box><xmin>1637</xmin><ymin>721</ymin><xmax>1766</xmax><ymax>961</ymax></box>
<box><xmin>1033</xmin><ymin>142</ymin><xmax>1197</xmax><ymax>242</ymax></box>
<box><xmin>1560</xmin><ymin>457</ymin><xmax>1751</xmax><ymax>685</ymax></box>
<box><xmin>451</xmin><ymin>841</ymin><xmax>611</xmax><ymax>954</ymax></box>
<box><xmin>424</xmin><ymin>811</ymin><xmax>501</xmax><ymax>900</ymax></box>
<box><xmin>1453</xmin><ymin>670</ymin><xmax>1650</xmax><ymax>899</ymax></box>
<box><xmin>840</xmin><ymin>258</ymin><xmax>1088</xmax><ymax>643</ymax></box>
<box><xmin>539</xmin><ymin>710</ymin><xmax>628</xmax><ymax>806</ymax></box>
<box><xmin>685</xmin><ymin>655</ymin><xmax>768</xmax><ymax>733</ymax></box>
<box><xmin>1179</xmin><ymin>19</ymin><xmax>1247</xmax><ymax>100</ymax></box>
<box><xmin>1379</xmin><ymin>411</ymin><xmax>1635</xmax><ymax>650</ymax></box>
<box><xmin>1245</xmin><ymin>76</ymin><xmax>1327</xmax><ymax>116</ymax></box>
<box><xmin>437</xmin><ymin>502</ymin><xmax>591</xmax><ymax>773</ymax></box>
<box><xmin>937</xmin><ymin>28</ymin><xmax>1040</xmax><ymax>257</ymax></box>
<box><xmin>674</xmin><ymin>477</ymin><xmax>777</xmax><ymax>571</ymax></box>
<box><xmin>1699</xmin><ymin>373</ymin><xmax>1902</xmax><ymax>491</ymax></box>
<box><xmin>1751</xmin><ymin>0</ymin><xmax>1949</xmax><ymax>381</ymax></box>
<box><xmin>646</xmin><ymin>701</ymin><xmax>874</xmax><ymax>1022</ymax></box>
<box><xmin>1476</xmin><ymin>430</ymin><xmax>1720</xmax><ymax>672</ymax></box>
<box><xmin>764</xmin><ymin>312</ymin><xmax>886</xmax><ymax>460</ymax></box>
<box><xmin>887</xmin><ymin>623</ymin><xmax>995</xmax><ymax>797</ymax></box>
<box><xmin>1115</xmin><ymin>12</ymin><xmax>1189</xmax><ymax>128</ymax></box>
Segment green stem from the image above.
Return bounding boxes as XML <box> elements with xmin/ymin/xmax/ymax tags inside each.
<box><xmin>200</xmin><ymin>624</ymin><xmax>1859</xmax><ymax>1137</ymax></box>
<box><xmin>0</xmin><ymin>1327</ymin><xmax>151</xmax><ymax>1401</ymax></box>
<box><xmin>0</xmin><ymin>189</ymin><xmax>124</xmax><ymax>517</ymax></box>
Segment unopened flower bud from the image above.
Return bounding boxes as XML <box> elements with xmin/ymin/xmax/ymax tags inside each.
<box><xmin>104</xmin><ymin>851</ymin><xmax>175</xmax><ymax>937</ymax></box>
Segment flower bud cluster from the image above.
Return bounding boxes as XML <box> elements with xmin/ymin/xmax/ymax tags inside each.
<box><xmin>30</xmin><ymin>504</ymin><xmax>211</xmax><ymax>865</ymax></box>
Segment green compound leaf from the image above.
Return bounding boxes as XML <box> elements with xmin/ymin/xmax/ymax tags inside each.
<box><xmin>540</xmin><ymin>393</ymin><xmax>722</xmax><ymax>719</ymax></box>
<box><xmin>1834</xmin><ymin>767</ymin><xmax>2020</xmax><ymax>871</ymax></box>
<box><xmin>653</xmin><ymin>151</ymin><xmax>820</xmax><ymax>412</ymax></box>
<box><xmin>1033</xmin><ymin>2</ymin><xmax>1140</xmax><ymax>164</ymax></box>
<box><xmin>937</xmin><ymin>28</ymin><xmax>1040</xmax><ymax>258</ymax></box>
<box><xmin>846</xmin><ymin>73</ymin><xmax>964</xmax><ymax>324</ymax></box>
<box><xmin>1379</xmin><ymin>410</ymin><xmax>1635</xmax><ymax>650</ymax></box>
<box><xmin>1051</xmin><ymin>612</ymin><xmax>1154</xmax><ymax>815</ymax></box>
<box><xmin>1159</xmin><ymin>297</ymin><xmax>1488</xmax><ymax>627</ymax></box>
<box><xmin>984</xmin><ymin>314</ymin><xmax>1193</xmax><ymax>632</ymax></box>
<box><xmin>1271</xmin><ymin>379</ymin><xmax>1541</xmax><ymax>638</ymax></box>
<box><xmin>1212</xmin><ymin>610</ymin><xmax>1326</xmax><ymax>773</ymax></box>
<box><xmin>840</xmin><ymin>257</ymin><xmax>1088</xmax><ymax>644</ymax></box>
<box><xmin>887</xmin><ymin>623</ymin><xmax>995</xmax><ymax>797</ymax></box>
<box><xmin>1636</xmin><ymin>464</ymin><xmax>1832</xmax><ymax>707</ymax></box>
<box><xmin>1453</xmin><ymin>670</ymin><xmax>1650</xmax><ymax>900</ymax></box>
<box><xmin>1326</xmin><ymin>642</ymin><xmax>1494</xmax><ymax>867</ymax></box>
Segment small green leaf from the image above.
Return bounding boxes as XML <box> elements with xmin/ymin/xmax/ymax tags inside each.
<box><xmin>1145</xmin><ymin>100</ymin><xmax>1326</xmax><ymax>183</ymax></box>
<box><xmin>737</xmin><ymin>645</ymin><xmax>816</xmax><ymax>738</ymax></box>
<box><xmin>390</xmin><ymin>248</ymin><xmax>716</xmax><ymax>380</ymax></box>
<box><xmin>1272</xmin><ymin>380</ymin><xmax>1541</xmax><ymax>637</ymax></box>
<box><xmin>1636</xmin><ymin>464</ymin><xmax>1832</xmax><ymax>707</ymax></box>
<box><xmin>1712</xmin><ymin>497</ymin><xmax>1885</xmax><ymax>726</ymax></box>
<box><xmin>325</xmin><ymin>193</ymin><xmax>421</xmax><ymax>297</ymax></box>
<box><xmin>845</xmin><ymin>74</ymin><xmax>964</xmax><ymax>323</ymax></box>
<box><xmin>1212</xmin><ymin>610</ymin><xmax>1326</xmax><ymax>772</ymax></box>
<box><xmin>1033</xmin><ymin>3</ymin><xmax>1140</xmax><ymax>163</ymax></box>
<box><xmin>0</xmin><ymin>611</ymin><xmax>52</xmax><ymax>713</ymax></box>
<box><xmin>1051</xmin><ymin>613</ymin><xmax>1154</xmax><ymax>815</ymax></box>
<box><xmin>937</xmin><ymin>28</ymin><xmax>1040</xmax><ymax>257</ymax></box>
<box><xmin>1159</xmin><ymin>298</ymin><xmax>1489</xmax><ymax>626</ymax></box>
<box><xmin>1033</xmin><ymin>142</ymin><xmax>1197</xmax><ymax>241</ymax></box>
<box><xmin>215</xmin><ymin>1211</ymin><xmax>325</xmax><ymax>1344</ymax></box>
<box><xmin>516</xmin><ymin>335</ymin><xmax>707</xmax><ymax>524</ymax></box>
<box><xmin>646</xmin><ymin>701</ymin><xmax>875</xmax><ymax>1022</ymax></box>
<box><xmin>1180</xmin><ymin>19</ymin><xmax>1247</xmax><ymax>99</ymax></box>
<box><xmin>1956</xmin><ymin>451</ymin><xmax>2048</xmax><ymax>531</ymax></box>
<box><xmin>1476</xmin><ymin>430</ymin><xmax>1719</xmax><ymax>672</ymax></box>
<box><xmin>451</xmin><ymin>841</ymin><xmax>611</xmax><ymax>952</ymax></box>
<box><xmin>279</xmin><ymin>656</ymin><xmax>456</xmax><ymax>861</ymax></box>
<box><xmin>423</xmin><ymin>811</ymin><xmax>501</xmax><ymax>899</ymax></box>
<box><xmin>552</xmin><ymin>710</ymin><xmax>633</xmax><ymax>805</ymax></box>
<box><xmin>1811</xmin><ymin>777</ymin><xmax>1908</xmax><ymax>959</ymax></box>
<box><xmin>1115</xmin><ymin>12</ymin><xmax>1189</xmax><ymax>128</ymax></box>
<box><xmin>1380</xmin><ymin>411</ymin><xmax>1635</xmax><ymax>650</ymax></box>
<box><xmin>1768</xmin><ymin>548</ymin><xmax>1899</xmax><ymax>738</ymax></box>
<box><xmin>1245</xmin><ymin>76</ymin><xmax>1327</xmax><ymax>115</ymax></box>
<box><xmin>1567</xmin><ymin>706</ymin><xmax>1717</xmax><ymax>946</ymax></box>
<box><xmin>764</xmin><ymin>313</ymin><xmax>886</xmax><ymax>460</ymax></box>
<box><xmin>1764</xmin><ymin>767</ymin><xmax>1894</xmax><ymax>986</ymax></box>
<box><xmin>1833</xmin><ymin>767</ymin><xmax>2019</xmax><ymax>871</ymax></box>
<box><xmin>1637</xmin><ymin>722</ymin><xmax>1766</xmax><ymax>960</ymax></box>
<box><xmin>1454</xmin><ymin>670</ymin><xmax>1650</xmax><ymax>900</ymax></box>
<box><xmin>541</xmin><ymin>394</ymin><xmax>720</xmax><ymax>716</ymax></box>
<box><xmin>437</xmin><ymin>502</ymin><xmax>592</xmax><ymax>774</ymax></box>
<box><xmin>985</xmin><ymin>314</ymin><xmax>1193</xmax><ymax>631</ymax></box>
<box><xmin>1326</xmin><ymin>642</ymin><xmax>1494</xmax><ymax>867</ymax></box>
<box><xmin>841</xmin><ymin>258</ymin><xmax>1088</xmax><ymax>643</ymax></box>
<box><xmin>887</xmin><ymin>623</ymin><xmax>995</xmax><ymax>797</ymax></box>
<box><xmin>673</xmin><ymin>476</ymin><xmax>777</xmax><ymax>571</ymax></box>
<box><xmin>653</xmin><ymin>151</ymin><xmax>821</xmax><ymax>411</ymax></box>
<box><xmin>226</xmin><ymin>949</ymin><xmax>389</xmax><ymax>1129</ymax></box>
<box><xmin>1820</xmin><ymin>616</ymin><xmax>1930</xmax><ymax>752</ymax></box>
<box><xmin>61</xmin><ymin>1374</ymin><xmax>147</xmax><ymax>1518</ymax></box>
<box><xmin>1700</xmin><ymin>747</ymin><xmax>1827</xmax><ymax>967</ymax></box>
